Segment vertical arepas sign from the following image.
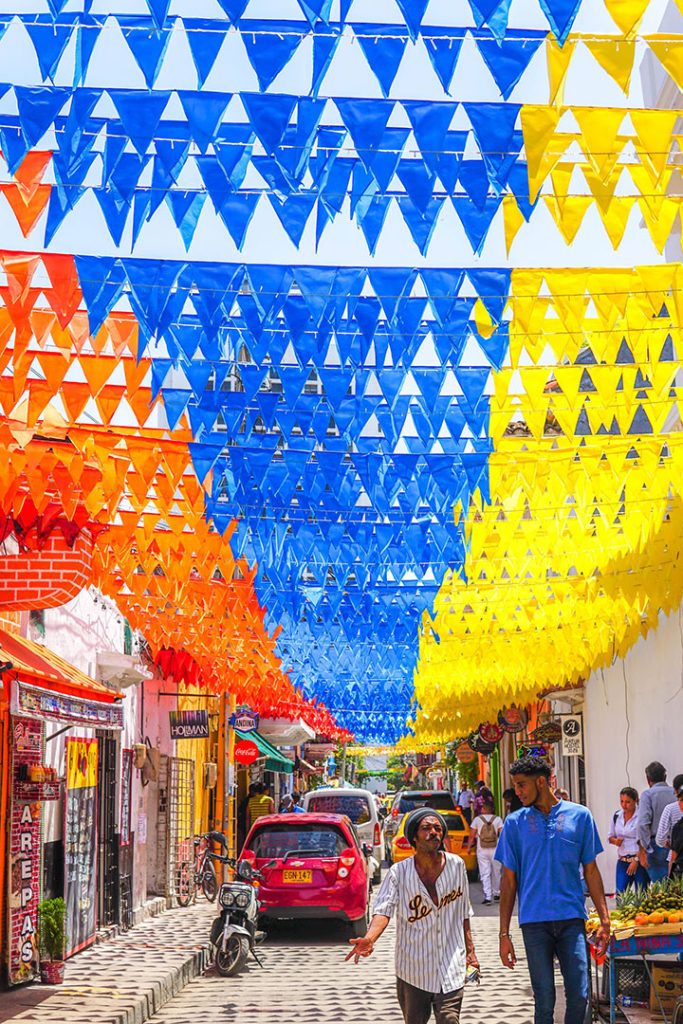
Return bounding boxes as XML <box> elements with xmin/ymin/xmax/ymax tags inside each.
<box><xmin>8</xmin><ymin>718</ymin><xmax>42</xmax><ymax>985</ymax></box>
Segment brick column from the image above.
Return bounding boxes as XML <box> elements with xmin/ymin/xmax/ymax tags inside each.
<box><xmin>0</xmin><ymin>529</ymin><xmax>93</xmax><ymax>610</ymax></box>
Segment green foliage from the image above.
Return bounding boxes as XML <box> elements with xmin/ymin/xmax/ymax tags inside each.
<box><xmin>445</xmin><ymin>744</ymin><xmax>479</xmax><ymax>789</ymax></box>
<box><xmin>38</xmin><ymin>898</ymin><xmax>66</xmax><ymax>961</ymax></box>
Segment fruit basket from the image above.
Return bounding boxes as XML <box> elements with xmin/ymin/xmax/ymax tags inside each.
<box><xmin>587</xmin><ymin>877</ymin><xmax>683</xmax><ymax>941</ymax></box>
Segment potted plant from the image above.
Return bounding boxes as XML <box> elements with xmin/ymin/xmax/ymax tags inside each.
<box><xmin>38</xmin><ymin>897</ymin><xmax>66</xmax><ymax>984</ymax></box>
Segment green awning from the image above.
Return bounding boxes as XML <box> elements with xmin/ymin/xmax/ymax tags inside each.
<box><xmin>234</xmin><ymin>728</ymin><xmax>294</xmax><ymax>774</ymax></box>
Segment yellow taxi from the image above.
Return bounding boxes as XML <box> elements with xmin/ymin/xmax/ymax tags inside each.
<box><xmin>391</xmin><ymin>807</ymin><xmax>478</xmax><ymax>876</ymax></box>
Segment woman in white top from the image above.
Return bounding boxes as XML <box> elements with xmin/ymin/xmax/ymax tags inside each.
<box><xmin>608</xmin><ymin>786</ymin><xmax>649</xmax><ymax>892</ymax></box>
<box><xmin>464</xmin><ymin>798</ymin><xmax>504</xmax><ymax>904</ymax></box>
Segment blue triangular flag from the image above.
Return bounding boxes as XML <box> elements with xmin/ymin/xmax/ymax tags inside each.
<box><xmin>217</xmin><ymin>193</ymin><xmax>261</xmax><ymax>249</ymax></box>
<box><xmin>214</xmin><ymin>125</ymin><xmax>256</xmax><ymax>188</ymax></box>
<box><xmin>241</xmin><ymin>20</ymin><xmax>305</xmax><ymax>90</ymax></box>
<box><xmin>467</xmin><ymin>0</ymin><xmax>513</xmax><ymax>40</ymax></box>
<box><xmin>464</xmin><ymin>102</ymin><xmax>522</xmax><ymax>188</ymax></box>
<box><xmin>146</xmin><ymin>0</ymin><xmax>172</xmax><ymax>28</ymax></box>
<box><xmin>178</xmin><ymin>90</ymin><xmax>231</xmax><ymax>151</ymax></box>
<box><xmin>75</xmin><ymin>255</ymin><xmax>126</xmax><ymax>335</ymax></box>
<box><xmin>368</xmin><ymin>268</ymin><xmax>416</xmax><ymax>321</ymax></box>
<box><xmin>0</xmin><ymin>120</ymin><xmax>29</xmax><ymax>175</ymax></box>
<box><xmin>215</xmin><ymin>0</ymin><xmax>249</xmax><ymax>21</ymax></box>
<box><xmin>471</xmin><ymin>30</ymin><xmax>545</xmax><ymax>100</ymax></box>
<box><xmin>396</xmin><ymin>196</ymin><xmax>444</xmax><ymax>255</ymax></box>
<box><xmin>166</xmin><ymin>191</ymin><xmax>206</xmax><ymax>249</ymax></box>
<box><xmin>95</xmin><ymin>190</ymin><xmax>130</xmax><ymax>245</ymax></box>
<box><xmin>25</xmin><ymin>16</ymin><xmax>77</xmax><ymax>82</ymax></box>
<box><xmin>396</xmin><ymin>158</ymin><xmax>435</xmax><ymax>214</ymax></box>
<box><xmin>15</xmin><ymin>86</ymin><xmax>69</xmax><ymax>148</ymax></box>
<box><xmin>466</xmin><ymin>267</ymin><xmax>511</xmax><ymax>326</ymax></box>
<box><xmin>269</xmin><ymin>193</ymin><xmax>317</xmax><ymax>245</ymax></box>
<box><xmin>161</xmin><ymin>388</ymin><xmax>192</xmax><ymax>430</ymax></box>
<box><xmin>110</xmin><ymin>89</ymin><xmax>170</xmax><ymax>155</ymax></box>
<box><xmin>184</xmin><ymin>18</ymin><xmax>228</xmax><ymax>87</ymax></box>
<box><xmin>452</xmin><ymin>195</ymin><xmax>502</xmax><ymax>254</ymax></box>
<box><xmin>352</xmin><ymin>24</ymin><xmax>409</xmax><ymax>98</ymax></box>
<box><xmin>367</xmin><ymin>127</ymin><xmax>410</xmax><ymax>191</ymax></box>
<box><xmin>312</xmin><ymin>28</ymin><xmax>341</xmax><ymax>96</ymax></box>
<box><xmin>395</xmin><ymin>0</ymin><xmax>430</xmax><ymax>41</ymax></box>
<box><xmin>538</xmin><ymin>0</ymin><xmax>582</xmax><ymax>44</ymax></box>
<box><xmin>242</xmin><ymin>92</ymin><xmax>297</xmax><ymax>153</ymax></box>
<box><xmin>123</xmin><ymin>258</ymin><xmax>184</xmax><ymax>339</ymax></box>
<box><xmin>75</xmin><ymin>14</ymin><xmax>105</xmax><ymax>84</ymax></box>
<box><xmin>458</xmin><ymin>159</ymin><xmax>492</xmax><ymax>210</ymax></box>
<box><xmin>421</xmin><ymin>29</ymin><xmax>466</xmax><ymax>94</ymax></box>
<box><xmin>336</xmin><ymin>98</ymin><xmax>395</xmax><ymax>171</ymax></box>
<box><xmin>420</xmin><ymin>269</ymin><xmax>466</xmax><ymax>325</ymax></box>
<box><xmin>121</xmin><ymin>19</ymin><xmax>172</xmax><ymax>88</ymax></box>
<box><xmin>297</xmin><ymin>0</ymin><xmax>333</xmax><ymax>26</ymax></box>
<box><xmin>189</xmin><ymin>442</ymin><xmax>225</xmax><ymax>483</ymax></box>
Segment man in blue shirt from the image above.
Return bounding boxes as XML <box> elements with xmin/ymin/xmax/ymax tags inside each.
<box><xmin>496</xmin><ymin>755</ymin><xmax>610</xmax><ymax>1024</ymax></box>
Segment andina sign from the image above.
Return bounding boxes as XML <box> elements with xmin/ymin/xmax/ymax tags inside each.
<box><xmin>169</xmin><ymin>710</ymin><xmax>210</xmax><ymax>740</ymax></box>
<box><xmin>229</xmin><ymin>706</ymin><xmax>259</xmax><ymax>733</ymax></box>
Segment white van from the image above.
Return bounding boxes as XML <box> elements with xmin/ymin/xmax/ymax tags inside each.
<box><xmin>303</xmin><ymin>786</ymin><xmax>382</xmax><ymax>884</ymax></box>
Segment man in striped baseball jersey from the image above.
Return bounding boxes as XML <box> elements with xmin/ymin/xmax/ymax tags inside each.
<box><xmin>346</xmin><ymin>807</ymin><xmax>479</xmax><ymax>1024</ymax></box>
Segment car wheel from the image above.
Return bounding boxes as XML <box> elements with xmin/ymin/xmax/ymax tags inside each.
<box><xmin>349</xmin><ymin>901</ymin><xmax>370</xmax><ymax>938</ymax></box>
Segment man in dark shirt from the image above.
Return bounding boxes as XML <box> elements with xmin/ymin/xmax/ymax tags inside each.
<box><xmin>670</xmin><ymin>788</ymin><xmax>683</xmax><ymax>879</ymax></box>
<box><xmin>637</xmin><ymin>761</ymin><xmax>675</xmax><ymax>883</ymax></box>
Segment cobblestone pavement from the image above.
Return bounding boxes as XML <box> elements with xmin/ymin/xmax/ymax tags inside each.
<box><xmin>151</xmin><ymin>883</ymin><xmax>542</xmax><ymax>1024</ymax></box>
<box><xmin>0</xmin><ymin>900</ymin><xmax>216</xmax><ymax>1024</ymax></box>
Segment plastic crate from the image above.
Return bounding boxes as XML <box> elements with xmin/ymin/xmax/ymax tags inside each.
<box><xmin>601</xmin><ymin>958</ymin><xmax>651</xmax><ymax>1003</ymax></box>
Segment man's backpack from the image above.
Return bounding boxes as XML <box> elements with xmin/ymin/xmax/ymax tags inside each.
<box><xmin>479</xmin><ymin>815</ymin><xmax>498</xmax><ymax>848</ymax></box>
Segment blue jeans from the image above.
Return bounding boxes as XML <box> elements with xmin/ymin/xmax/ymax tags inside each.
<box><xmin>616</xmin><ymin>859</ymin><xmax>650</xmax><ymax>893</ymax></box>
<box><xmin>521</xmin><ymin>918</ymin><xmax>589</xmax><ymax>1024</ymax></box>
<box><xmin>647</xmin><ymin>843</ymin><xmax>669</xmax><ymax>883</ymax></box>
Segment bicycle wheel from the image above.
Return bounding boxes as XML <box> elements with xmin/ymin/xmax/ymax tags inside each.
<box><xmin>176</xmin><ymin>861</ymin><xmax>193</xmax><ymax>907</ymax></box>
<box><xmin>202</xmin><ymin>857</ymin><xmax>218</xmax><ymax>902</ymax></box>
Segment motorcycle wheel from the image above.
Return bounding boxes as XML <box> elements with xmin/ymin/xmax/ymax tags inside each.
<box><xmin>176</xmin><ymin>862</ymin><xmax>193</xmax><ymax>907</ymax></box>
<box><xmin>202</xmin><ymin>860</ymin><xmax>218</xmax><ymax>902</ymax></box>
<box><xmin>215</xmin><ymin>936</ymin><xmax>249</xmax><ymax>977</ymax></box>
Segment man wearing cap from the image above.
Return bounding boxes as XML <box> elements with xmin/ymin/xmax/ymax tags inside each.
<box><xmin>346</xmin><ymin>807</ymin><xmax>479</xmax><ymax>1024</ymax></box>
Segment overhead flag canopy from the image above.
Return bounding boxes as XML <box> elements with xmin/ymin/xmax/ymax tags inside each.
<box><xmin>0</xmin><ymin>0</ymin><xmax>682</xmax><ymax>744</ymax></box>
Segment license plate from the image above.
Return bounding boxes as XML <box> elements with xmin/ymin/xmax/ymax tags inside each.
<box><xmin>282</xmin><ymin>869</ymin><xmax>312</xmax><ymax>883</ymax></box>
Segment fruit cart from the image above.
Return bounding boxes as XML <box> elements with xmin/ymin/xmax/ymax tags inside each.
<box><xmin>587</xmin><ymin>878</ymin><xmax>683</xmax><ymax>1024</ymax></box>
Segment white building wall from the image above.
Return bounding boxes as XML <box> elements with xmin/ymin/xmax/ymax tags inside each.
<box><xmin>583</xmin><ymin>606</ymin><xmax>683</xmax><ymax>891</ymax></box>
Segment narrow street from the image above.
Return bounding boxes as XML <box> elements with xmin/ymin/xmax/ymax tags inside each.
<box><xmin>151</xmin><ymin>883</ymin><xmax>539</xmax><ymax>1024</ymax></box>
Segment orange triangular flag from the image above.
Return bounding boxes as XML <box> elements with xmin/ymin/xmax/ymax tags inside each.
<box><xmin>34</xmin><ymin>350</ymin><xmax>71</xmax><ymax>392</ymax></box>
<box><xmin>0</xmin><ymin>183</ymin><xmax>51</xmax><ymax>237</ymax></box>
<box><xmin>80</xmin><ymin>353</ymin><xmax>116</xmax><ymax>397</ymax></box>
<box><xmin>61</xmin><ymin>381</ymin><xmax>92</xmax><ymax>423</ymax></box>
<box><xmin>13</xmin><ymin>151</ymin><xmax>52</xmax><ymax>200</ymax></box>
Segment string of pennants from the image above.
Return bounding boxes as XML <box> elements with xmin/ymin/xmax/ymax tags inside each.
<box><xmin>2</xmin><ymin>97</ymin><xmax>683</xmax><ymax>257</ymax></box>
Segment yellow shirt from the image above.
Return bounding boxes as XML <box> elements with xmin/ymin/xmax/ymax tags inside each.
<box><xmin>247</xmin><ymin>794</ymin><xmax>272</xmax><ymax>827</ymax></box>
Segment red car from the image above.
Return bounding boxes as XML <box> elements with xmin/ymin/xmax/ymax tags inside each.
<box><xmin>241</xmin><ymin>812</ymin><xmax>371</xmax><ymax>935</ymax></box>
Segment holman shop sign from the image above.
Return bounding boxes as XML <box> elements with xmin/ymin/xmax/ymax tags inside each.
<box><xmin>169</xmin><ymin>710</ymin><xmax>210</xmax><ymax>740</ymax></box>
<box><xmin>229</xmin><ymin>706</ymin><xmax>259</xmax><ymax>733</ymax></box>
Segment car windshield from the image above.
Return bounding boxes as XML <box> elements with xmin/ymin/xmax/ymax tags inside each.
<box><xmin>398</xmin><ymin>793</ymin><xmax>457</xmax><ymax>814</ymax></box>
<box><xmin>441</xmin><ymin>812</ymin><xmax>466</xmax><ymax>832</ymax></box>
<box><xmin>248</xmin><ymin>823</ymin><xmax>349</xmax><ymax>860</ymax></box>
<box><xmin>307</xmin><ymin>794</ymin><xmax>371</xmax><ymax>824</ymax></box>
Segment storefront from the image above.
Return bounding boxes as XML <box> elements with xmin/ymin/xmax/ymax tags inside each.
<box><xmin>0</xmin><ymin>629</ymin><xmax>122</xmax><ymax>985</ymax></box>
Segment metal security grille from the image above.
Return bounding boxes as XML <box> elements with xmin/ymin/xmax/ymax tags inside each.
<box><xmin>97</xmin><ymin>732</ymin><xmax>119</xmax><ymax>927</ymax></box>
<box><xmin>168</xmin><ymin>757</ymin><xmax>195</xmax><ymax>903</ymax></box>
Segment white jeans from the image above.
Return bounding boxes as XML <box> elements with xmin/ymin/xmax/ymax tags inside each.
<box><xmin>477</xmin><ymin>846</ymin><xmax>500</xmax><ymax>900</ymax></box>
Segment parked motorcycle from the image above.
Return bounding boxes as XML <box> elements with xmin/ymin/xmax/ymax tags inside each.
<box><xmin>208</xmin><ymin>836</ymin><xmax>274</xmax><ymax>977</ymax></box>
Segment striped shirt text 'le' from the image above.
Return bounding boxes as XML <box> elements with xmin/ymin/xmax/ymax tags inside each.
<box><xmin>373</xmin><ymin>853</ymin><xmax>473</xmax><ymax>994</ymax></box>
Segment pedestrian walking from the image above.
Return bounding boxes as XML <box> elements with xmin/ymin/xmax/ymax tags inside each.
<box><xmin>473</xmin><ymin>782</ymin><xmax>493</xmax><ymax>818</ymax></box>
<box><xmin>655</xmin><ymin>772</ymin><xmax>683</xmax><ymax>853</ymax></box>
<box><xmin>637</xmin><ymin>761</ymin><xmax>675</xmax><ymax>883</ymax></box>
<box><xmin>669</xmin><ymin>787</ymin><xmax>683</xmax><ymax>879</ymax></box>
<box><xmin>496</xmin><ymin>755</ymin><xmax>610</xmax><ymax>1024</ymax></box>
<box><xmin>456</xmin><ymin>781</ymin><xmax>475</xmax><ymax>824</ymax></box>
<box><xmin>347</xmin><ymin>807</ymin><xmax>479</xmax><ymax>1024</ymax></box>
<box><xmin>607</xmin><ymin>786</ymin><xmax>649</xmax><ymax>892</ymax></box>
<box><xmin>465</xmin><ymin>798</ymin><xmax>503</xmax><ymax>904</ymax></box>
<box><xmin>247</xmin><ymin>781</ymin><xmax>274</xmax><ymax>830</ymax></box>
<box><xmin>503</xmin><ymin>787</ymin><xmax>523</xmax><ymax>815</ymax></box>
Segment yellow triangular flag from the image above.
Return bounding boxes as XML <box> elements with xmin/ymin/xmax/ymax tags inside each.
<box><xmin>502</xmin><ymin>195</ymin><xmax>525</xmax><ymax>255</ymax></box>
<box><xmin>546</xmin><ymin>37</ymin><xmax>577</xmax><ymax>105</ymax></box>
<box><xmin>603</xmin><ymin>0</ymin><xmax>650</xmax><ymax>36</ymax></box>
<box><xmin>630</xmin><ymin>108</ymin><xmax>678</xmax><ymax>182</ymax></box>
<box><xmin>574</xmin><ymin>107</ymin><xmax>626</xmax><ymax>182</ymax></box>
<box><xmin>637</xmin><ymin>197</ymin><xmax>681</xmax><ymax>253</ymax></box>
<box><xmin>647</xmin><ymin>37</ymin><xmax>683</xmax><ymax>91</ymax></box>
<box><xmin>520</xmin><ymin>105</ymin><xmax>564</xmax><ymax>203</ymax></box>
<box><xmin>594</xmin><ymin>196</ymin><xmax>634</xmax><ymax>249</ymax></box>
<box><xmin>585</xmin><ymin>38</ymin><xmax>636</xmax><ymax>94</ymax></box>
<box><xmin>545</xmin><ymin>195</ymin><xmax>592</xmax><ymax>244</ymax></box>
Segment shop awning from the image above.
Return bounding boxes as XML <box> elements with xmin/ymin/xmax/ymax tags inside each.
<box><xmin>1</xmin><ymin>628</ymin><xmax>124</xmax><ymax>729</ymax></box>
<box><xmin>234</xmin><ymin>728</ymin><xmax>294</xmax><ymax>774</ymax></box>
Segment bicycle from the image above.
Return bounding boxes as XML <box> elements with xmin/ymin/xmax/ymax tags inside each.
<box><xmin>176</xmin><ymin>831</ymin><xmax>225</xmax><ymax>905</ymax></box>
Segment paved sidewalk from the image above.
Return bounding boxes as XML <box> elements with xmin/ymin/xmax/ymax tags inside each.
<box><xmin>0</xmin><ymin>900</ymin><xmax>216</xmax><ymax>1024</ymax></box>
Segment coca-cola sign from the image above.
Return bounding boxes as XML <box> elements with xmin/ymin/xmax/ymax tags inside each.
<box><xmin>234</xmin><ymin>739</ymin><xmax>260</xmax><ymax>765</ymax></box>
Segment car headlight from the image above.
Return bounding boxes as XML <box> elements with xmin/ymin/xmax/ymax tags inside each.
<box><xmin>235</xmin><ymin>891</ymin><xmax>250</xmax><ymax>909</ymax></box>
<box><xmin>219</xmin><ymin>887</ymin><xmax>235</xmax><ymax>908</ymax></box>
